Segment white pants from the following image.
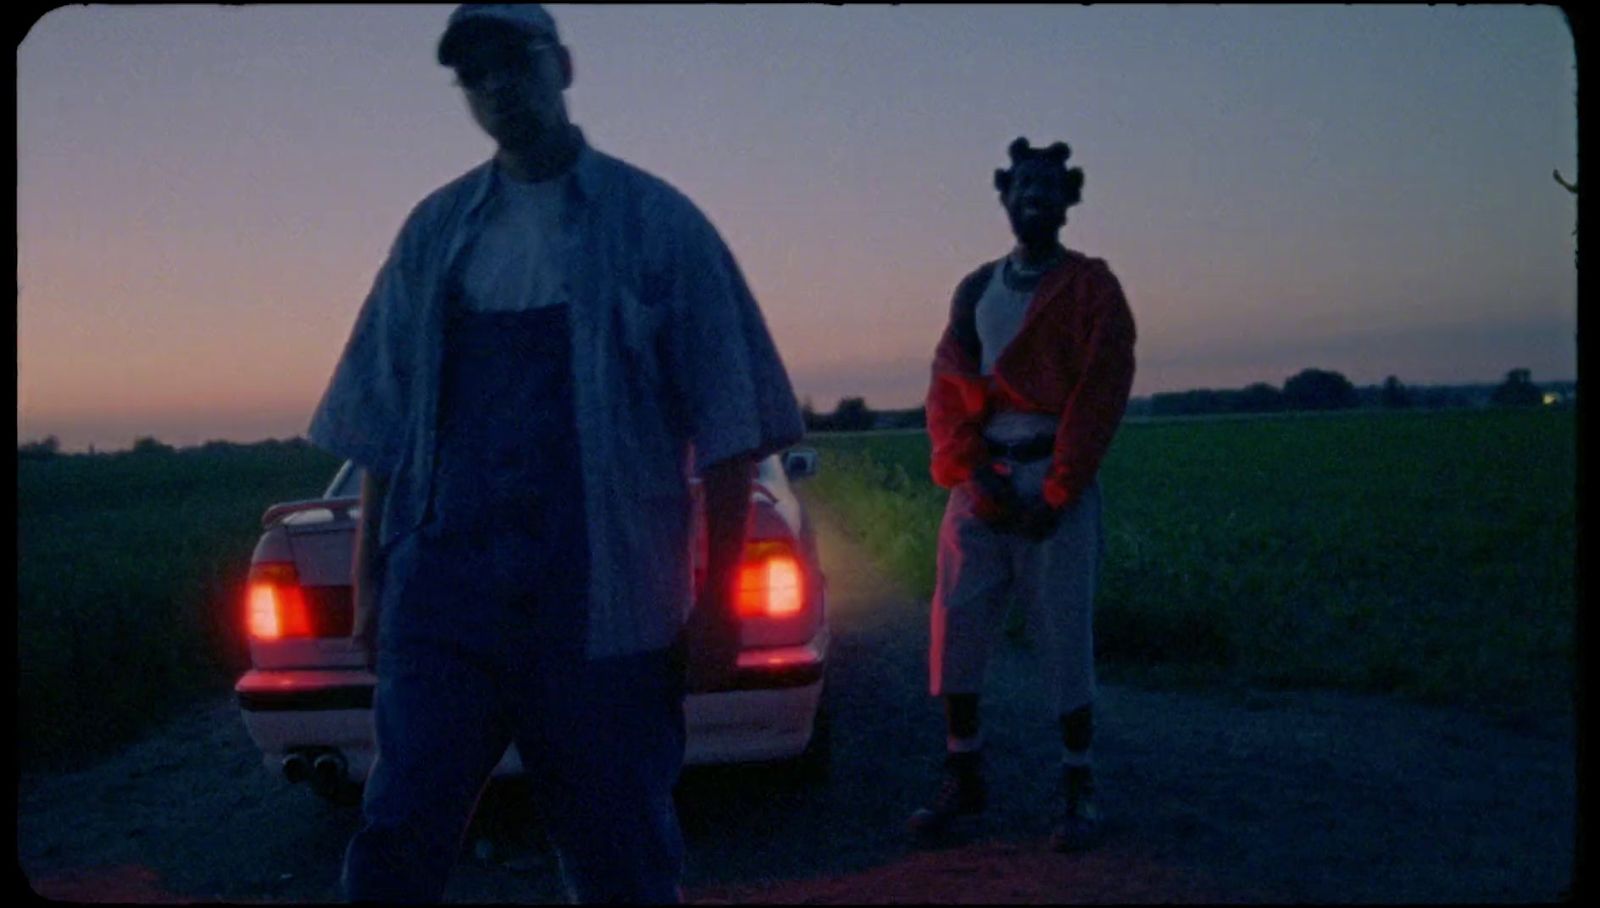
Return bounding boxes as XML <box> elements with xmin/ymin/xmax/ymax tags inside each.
<box><xmin>929</xmin><ymin>463</ymin><xmax>1103</xmax><ymax>718</ymax></box>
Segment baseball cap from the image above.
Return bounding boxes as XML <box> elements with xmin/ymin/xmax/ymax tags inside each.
<box><xmin>437</xmin><ymin>4</ymin><xmax>560</xmax><ymax>66</ymax></box>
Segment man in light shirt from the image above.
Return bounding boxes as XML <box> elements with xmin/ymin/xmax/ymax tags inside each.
<box><xmin>914</xmin><ymin>137</ymin><xmax>1137</xmax><ymax>852</ymax></box>
<box><xmin>308</xmin><ymin>5</ymin><xmax>803</xmax><ymax>901</ymax></box>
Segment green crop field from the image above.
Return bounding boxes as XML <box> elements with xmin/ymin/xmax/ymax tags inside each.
<box><xmin>803</xmin><ymin>408</ymin><xmax>1578</xmax><ymax>717</ymax></box>
<box><xmin>17</xmin><ymin>442</ymin><xmax>342</xmax><ymax>770</ymax></box>
<box><xmin>14</xmin><ymin>408</ymin><xmax>1577</xmax><ymax>770</ymax></box>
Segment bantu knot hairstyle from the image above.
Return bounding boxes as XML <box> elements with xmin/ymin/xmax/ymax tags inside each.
<box><xmin>993</xmin><ymin>136</ymin><xmax>1084</xmax><ymax>207</ymax></box>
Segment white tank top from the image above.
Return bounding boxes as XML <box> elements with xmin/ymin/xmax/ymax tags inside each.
<box><xmin>975</xmin><ymin>260</ymin><xmax>1058</xmax><ymax>444</ymax></box>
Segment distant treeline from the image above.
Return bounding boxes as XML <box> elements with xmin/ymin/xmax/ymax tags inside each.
<box><xmin>16</xmin><ymin>434</ymin><xmax>320</xmax><ymax>461</ymax></box>
<box><xmin>1137</xmin><ymin>368</ymin><xmax>1572</xmax><ymax>418</ymax></box>
<box><xmin>802</xmin><ymin>397</ymin><xmax>928</xmax><ymax>433</ymax></box>
<box><xmin>16</xmin><ymin>368</ymin><xmax>1576</xmax><ymax>456</ymax></box>
<box><xmin>796</xmin><ymin>368</ymin><xmax>1574</xmax><ymax>434</ymax></box>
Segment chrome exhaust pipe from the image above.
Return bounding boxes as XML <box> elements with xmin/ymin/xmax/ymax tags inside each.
<box><xmin>281</xmin><ymin>752</ymin><xmax>312</xmax><ymax>785</ymax></box>
<box><xmin>311</xmin><ymin>751</ymin><xmax>348</xmax><ymax>798</ymax></box>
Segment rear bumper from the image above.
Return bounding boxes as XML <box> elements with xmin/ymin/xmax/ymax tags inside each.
<box><xmin>683</xmin><ymin>677</ymin><xmax>823</xmax><ymax>765</ymax></box>
<box><xmin>237</xmin><ymin>635</ymin><xmax>827</xmax><ymax>780</ymax></box>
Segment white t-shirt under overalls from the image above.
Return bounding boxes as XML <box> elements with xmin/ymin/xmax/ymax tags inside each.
<box><xmin>461</xmin><ymin>174</ymin><xmax>569</xmax><ymax>312</ymax></box>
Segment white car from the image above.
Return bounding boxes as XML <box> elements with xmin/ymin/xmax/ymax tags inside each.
<box><xmin>235</xmin><ymin>449</ymin><xmax>829</xmax><ymax>802</ymax></box>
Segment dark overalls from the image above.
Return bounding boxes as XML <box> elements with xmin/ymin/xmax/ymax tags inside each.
<box><xmin>341</xmin><ymin>301</ymin><xmax>687</xmax><ymax>903</ymax></box>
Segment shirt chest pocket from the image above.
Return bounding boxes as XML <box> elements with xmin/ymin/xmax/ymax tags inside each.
<box><xmin>617</xmin><ymin>285</ymin><xmax>667</xmax><ymax>363</ymax></box>
<box><xmin>615</xmin><ymin>284</ymin><xmax>673</xmax><ymax>416</ymax></box>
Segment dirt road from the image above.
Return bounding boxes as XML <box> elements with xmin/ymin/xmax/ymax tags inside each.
<box><xmin>18</xmin><ymin>510</ymin><xmax>1577</xmax><ymax>902</ymax></box>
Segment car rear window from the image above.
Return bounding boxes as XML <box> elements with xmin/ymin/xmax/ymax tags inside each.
<box><xmin>324</xmin><ymin>462</ymin><xmax>362</xmax><ymax>499</ymax></box>
<box><xmin>757</xmin><ymin>456</ymin><xmax>780</xmax><ymax>482</ymax></box>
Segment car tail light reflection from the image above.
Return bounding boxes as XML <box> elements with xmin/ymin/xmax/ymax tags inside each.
<box><xmin>247</xmin><ymin>562</ymin><xmax>314</xmax><ymax>639</ymax></box>
<box><xmin>736</xmin><ymin>643</ymin><xmax>822</xmax><ymax>669</ymax></box>
<box><xmin>736</xmin><ymin>539</ymin><xmax>804</xmax><ymax>618</ymax></box>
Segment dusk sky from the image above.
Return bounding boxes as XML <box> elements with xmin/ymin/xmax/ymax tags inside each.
<box><xmin>18</xmin><ymin>5</ymin><xmax>1578</xmax><ymax>452</ymax></box>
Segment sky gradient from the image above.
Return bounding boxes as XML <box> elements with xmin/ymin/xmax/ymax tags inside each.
<box><xmin>18</xmin><ymin>5</ymin><xmax>1578</xmax><ymax>451</ymax></box>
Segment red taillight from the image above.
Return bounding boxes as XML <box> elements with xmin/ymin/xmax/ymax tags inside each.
<box><xmin>246</xmin><ymin>562</ymin><xmax>314</xmax><ymax>640</ymax></box>
<box><xmin>736</xmin><ymin>539</ymin><xmax>804</xmax><ymax>618</ymax></box>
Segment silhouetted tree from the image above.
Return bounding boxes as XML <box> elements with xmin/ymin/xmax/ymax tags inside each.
<box><xmin>18</xmin><ymin>435</ymin><xmax>61</xmax><ymax>460</ymax></box>
<box><xmin>1490</xmin><ymin>368</ymin><xmax>1542</xmax><ymax>407</ymax></box>
<box><xmin>130</xmin><ymin>436</ymin><xmax>175</xmax><ymax>455</ymax></box>
<box><xmin>800</xmin><ymin>397</ymin><xmax>827</xmax><ymax>432</ymax></box>
<box><xmin>1282</xmin><ymin>368</ymin><xmax>1357</xmax><ymax>411</ymax></box>
<box><xmin>1233</xmin><ymin>382</ymin><xmax>1286</xmax><ymax>413</ymax></box>
<box><xmin>1380</xmin><ymin>375</ymin><xmax>1412</xmax><ymax>409</ymax></box>
<box><xmin>830</xmin><ymin>397</ymin><xmax>875</xmax><ymax>432</ymax></box>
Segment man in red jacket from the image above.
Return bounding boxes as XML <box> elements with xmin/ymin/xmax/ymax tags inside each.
<box><xmin>909</xmin><ymin>137</ymin><xmax>1136</xmax><ymax>852</ymax></box>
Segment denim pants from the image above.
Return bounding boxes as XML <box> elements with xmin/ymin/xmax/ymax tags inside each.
<box><xmin>341</xmin><ymin>305</ymin><xmax>687</xmax><ymax>903</ymax></box>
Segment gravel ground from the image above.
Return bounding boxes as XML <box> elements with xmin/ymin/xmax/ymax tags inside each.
<box><xmin>18</xmin><ymin>509</ymin><xmax>1578</xmax><ymax>903</ymax></box>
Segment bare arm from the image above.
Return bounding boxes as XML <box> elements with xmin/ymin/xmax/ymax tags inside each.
<box><xmin>686</xmin><ymin>455</ymin><xmax>753</xmax><ymax>689</ymax></box>
<box><xmin>701</xmin><ymin>455</ymin><xmax>753</xmax><ymax>608</ymax></box>
<box><xmin>352</xmin><ymin>469</ymin><xmax>390</xmax><ymax>663</ymax></box>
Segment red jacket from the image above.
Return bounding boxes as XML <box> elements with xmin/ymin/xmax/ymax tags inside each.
<box><xmin>927</xmin><ymin>250</ymin><xmax>1136</xmax><ymax>509</ymax></box>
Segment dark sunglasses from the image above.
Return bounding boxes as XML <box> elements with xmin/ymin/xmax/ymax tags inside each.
<box><xmin>452</xmin><ymin>41</ymin><xmax>558</xmax><ymax>91</ymax></box>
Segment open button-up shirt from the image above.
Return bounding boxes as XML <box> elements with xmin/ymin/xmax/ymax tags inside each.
<box><xmin>308</xmin><ymin>141</ymin><xmax>805</xmax><ymax>658</ymax></box>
